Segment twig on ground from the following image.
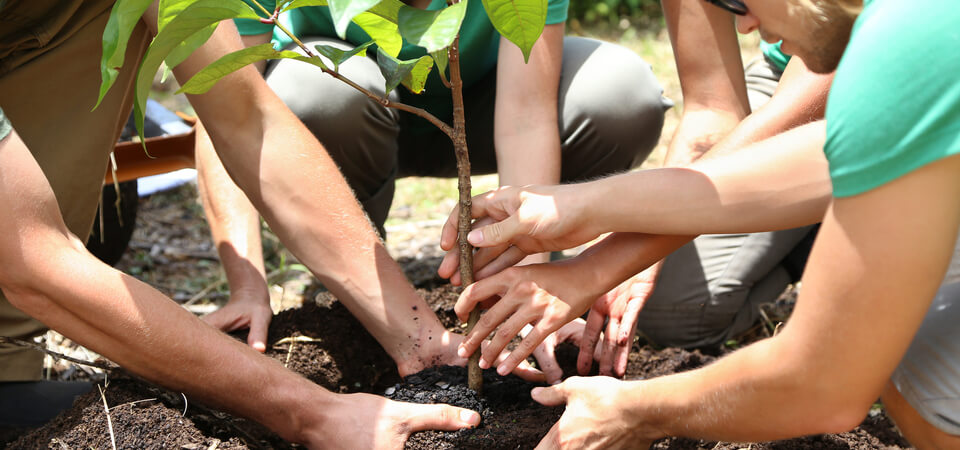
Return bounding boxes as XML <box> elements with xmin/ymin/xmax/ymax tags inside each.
<box><xmin>0</xmin><ymin>336</ymin><xmax>112</xmax><ymax>370</ymax></box>
<box><xmin>181</xmin><ymin>392</ymin><xmax>189</xmax><ymax>417</ymax></box>
<box><xmin>110</xmin><ymin>398</ymin><xmax>158</xmax><ymax>411</ymax></box>
<box><xmin>284</xmin><ymin>340</ymin><xmax>295</xmax><ymax>367</ymax></box>
<box><xmin>98</xmin><ymin>384</ymin><xmax>118</xmax><ymax>450</ymax></box>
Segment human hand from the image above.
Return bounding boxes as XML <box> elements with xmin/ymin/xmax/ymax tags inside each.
<box><xmin>580</xmin><ymin>264</ymin><xmax>660</xmax><ymax>378</ymax></box>
<box><xmin>202</xmin><ymin>287</ymin><xmax>273</xmax><ymax>352</ymax></box>
<box><xmin>438</xmin><ymin>185</ymin><xmax>601</xmax><ymax>284</ymax></box>
<box><xmin>398</xmin><ymin>328</ymin><xmax>546</xmax><ymax>383</ymax></box>
<box><xmin>306</xmin><ymin>392</ymin><xmax>481</xmax><ymax>449</ymax></box>
<box><xmin>527</xmin><ymin>319</ymin><xmax>601</xmax><ymax>385</ymax></box>
<box><xmin>454</xmin><ymin>262</ymin><xmax>600</xmax><ymax>376</ymax></box>
<box><xmin>532</xmin><ymin>377</ymin><xmax>652</xmax><ymax>450</ymax></box>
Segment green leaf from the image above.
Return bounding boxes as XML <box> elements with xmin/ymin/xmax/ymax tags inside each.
<box><xmin>314</xmin><ymin>41</ymin><xmax>374</xmax><ymax>72</ymax></box>
<box><xmin>160</xmin><ymin>0</ymin><xmax>220</xmax><ymax>69</ymax></box>
<box><xmin>281</xmin><ymin>0</ymin><xmax>405</xmax><ymax>23</ymax></box>
<box><xmin>133</xmin><ymin>0</ymin><xmax>260</xmax><ymax>143</ymax></box>
<box><xmin>482</xmin><ymin>0</ymin><xmax>547</xmax><ymax>62</ymax></box>
<box><xmin>327</xmin><ymin>0</ymin><xmax>381</xmax><ymax>38</ymax></box>
<box><xmin>397</xmin><ymin>1</ymin><xmax>467</xmax><ymax>54</ymax></box>
<box><xmin>376</xmin><ymin>48</ymin><xmax>433</xmax><ymax>95</ymax></box>
<box><xmin>431</xmin><ymin>49</ymin><xmax>448</xmax><ymax>80</ymax></box>
<box><xmin>95</xmin><ymin>0</ymin><xmax>153</xmax><ymax>109</ymax></box>
<box><xmin>178</xmin><ymin>43</ymin><xmax>330</xmax><ymax>94</ymax></box>
<box><xmin>352</xmin><ymin>12</ymin><xmax>402</xmax><ymax>57</ymax></box>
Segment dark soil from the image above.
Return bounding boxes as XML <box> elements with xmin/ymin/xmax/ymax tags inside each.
<box><xmin>6</xmin><ymin>263</ymin><xmax>913</xmax><ymax>449</ymax></box>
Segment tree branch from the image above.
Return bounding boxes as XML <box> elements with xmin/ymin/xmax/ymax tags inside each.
<box><xmin>0</xmin><ymin>336</ymin><xmax>113</xmax><ymax>371</ymax></box>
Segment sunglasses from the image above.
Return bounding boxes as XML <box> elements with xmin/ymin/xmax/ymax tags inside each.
<box><xmin>704</xmin><ymin>0</ymin><xmax>748</xmax><ymax>16</ymax></box>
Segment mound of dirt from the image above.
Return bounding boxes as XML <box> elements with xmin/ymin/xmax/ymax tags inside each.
<box><xmin>6</xmin><ymin>276</ymin><xmax>912</xmax><ymax>449</ymax></box>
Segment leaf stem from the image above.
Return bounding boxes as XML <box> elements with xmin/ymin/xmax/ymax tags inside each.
<box><xmin>251</xmin><ymin>0</ymin><xmax>454</xmax><ymax>138</ymax></box>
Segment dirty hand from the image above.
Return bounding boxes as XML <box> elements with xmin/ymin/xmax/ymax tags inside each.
<box><xmin>311</xmin><ymin>392</ymin><xmax>481</xmax><ymax>449</ymax></box>
<box><xmin>455</xmin><ymin>262</ymin><xmax>600</xmax><ymax>377</ymax></box>
<box><xmin>527</xmin><ymin>319</ymin><xmax>602</xmax><ymax>385</ymax></box>
<box><xmin>580</xmin><ymin>264</ymin><xmax>661</xmax><ymax>378</ymax></box>
<box><xmin>438</xmin><ymin>185</ymin><xmax>601</xmax><ymax>284</ymax></box>
<box><xmin>532</xmin><ymin>377</ymin><xmax>652</xmax><ymax>450</ymax></box>
<box><xmin>404</xmin><ymin>329</ymin><xmax>546</xmax><ymax>383</ymax></box>
<box><xmin>202</xmin><ymin>287</ymin><xmax>273</xmax><ymax>352</ymax></box>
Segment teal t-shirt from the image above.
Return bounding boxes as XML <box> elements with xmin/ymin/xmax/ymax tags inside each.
<box><xmin>236</xmin><ymin>0</ymin><xmax>568</xmax><ymax>130</ymax></box>
<box><xmin>824</xmin><ymin>0</ymin><xmax>960</xmax><ymax>197</ymax></box>
<box><xmin>0</xmin><ymin>107</ymin><xmax>11</xmax><ymax>141</ymax></box>
<box><xmin>760</xmin><ymin>41</ymin><xmax>790</xmax><ymax>72</ymax></box>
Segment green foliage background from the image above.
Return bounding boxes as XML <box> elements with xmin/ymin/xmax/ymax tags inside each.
<box><xmin>567</xmin><ymin>0</ymin><xmax>662</xmax><ymax>29</ymax></box>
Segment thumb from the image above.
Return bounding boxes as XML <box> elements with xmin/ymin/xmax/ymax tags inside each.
<box><xmin>247</xmin><ymin>312</ymin><xmax>270</xmax><ymax>353</ymax></box>
<box><xmin>403</xmin><ymin>403</ymin><xmax>481</xmax><ymax>432</ymax></box>
<box><xmin>468</xmin><ymin>214</ymin><xmax>522</xmax><ymax>248</ymax></box>
<box><xmin>531</xmin><ymin>383</ymin><xmax>568</xmax><ymax>407</ymax></box>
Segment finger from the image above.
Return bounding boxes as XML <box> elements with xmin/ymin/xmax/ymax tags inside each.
<box><xmin>498</xmin><ymin>323</ymin><xmax>553</xmax><ymax>376</ymax></box>
<box><xmin>454</xmin><ymin>276</ymin><xmax>508</xmax><ymax>322</ymax></box>
<box><xmin>481</xmin><ymin>309</ymin><xmax>531</xmax><ymax>370</ymax></box>
<box><xmin>532</xmin><ymin>335</ymin><xmax>563</xmax><ymax>385</ymax></box>
<box><xmin>534</xmin><ymin>422</ymin><xmax>562</xmax><ymax>450</ymax></box>
<box><xmin>202</xmin><ymin>309</ymin><xmax>238</xmax><ymax>332</ymax></box>
<box><xmin>577</xmin><ymin>309</ymin><xmax>604</xmax><ymax>375</ymax></box>
<box><xmin>508</xmin><ymin>359</ymin><xmax>547</xmax><ymax>383</ymax></box>
<box><xmin>401</xmin><ymin>402</ymin><xmax>481</xmax><ymax>431</ymax></box>
<box><xmin>247</xmin><ymin>311</ymin><xmax>270</xmax><ymax>353</ymax></box>
<box><xmin>618</xmin><ymin>297</ymin><xmax>644</xmax><ymax>345</ymax></box>
<box><xmin>530</xmin><ymin>383</ymin><xmax>568</xmax><ymax>407</ymax></box>
<box><xmin>599</xmin><ymin>316</ymin><xmax>620</xmax><ymax>376</ymax></box>
<box><xmin>467</xmin><ymin>213</ymin><xmax>525</xmax><ymax>248</ymax></box>
<box><xmin>437</xmin><ymin>246</ymin><xmax>460</xmax><ymax>282</ymax></box>
<box><xmin>471</xmin><ymin>242</ymin><xmax>512</xmax><ymax>273</ymax></box>
<box><xmin>474</xmin><ymin>246</ymin><xmax>530</xmax><ymax>280</ymax></box>
<box><xmin>440</xmin><ymin>204</ymin><xmax>462</xmax><ymax>251</ymax></box>
<box><xmin>613</xmin><ymin>338</ymin><xmax>631</xmax><ymax>378</ymax></box>
<box><xmin>456</xmin><ymin>291</ymin><xmax>516</xmax><ymax>359</ymax></box>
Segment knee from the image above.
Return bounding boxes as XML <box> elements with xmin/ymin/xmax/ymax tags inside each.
<box><xmin>559</xmin><ymin>37</ymin><xmax>671</xmax><ymax>172</ymax></box>
<box><xmin>883</xmin><ymin>381</ymin><xmax>960</xmax><ymax>448</ymax></box>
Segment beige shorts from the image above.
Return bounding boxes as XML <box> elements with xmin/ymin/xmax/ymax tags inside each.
<box><xmin>0</xmin><ymin>1</ymin><xmax>148</xmax><ymax>381</ymax></box>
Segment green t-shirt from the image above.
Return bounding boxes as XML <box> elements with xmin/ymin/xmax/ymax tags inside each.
<box><xmin>236</xmin><ymin>0</ymin><xmax>569</xmax><ymax>131</ymax></box>
<box><xmin>0</xmin><ymin>107</ymin><xmax>11</xmax><ymax>141</ymax></box>
<box><xmin>824</xmin><ymin>0</ymin><xmax>960</xmax><ymax>197</ymax></box>
<box><xmin>760</xmin><ymin>41</ymin><xmax>790</xmax><ymax>72</ymax></box>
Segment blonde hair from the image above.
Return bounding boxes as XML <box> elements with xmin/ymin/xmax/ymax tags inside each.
<box><xmin>791</xmin><ymin>0</ymin><xmax>863</xmax><ymax>26</ymax></box>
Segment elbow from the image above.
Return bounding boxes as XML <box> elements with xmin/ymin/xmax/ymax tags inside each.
<box><xmin>778</xmin><ymin>356</ymin><xmax>879</xmax><ymax>435</ymax></box>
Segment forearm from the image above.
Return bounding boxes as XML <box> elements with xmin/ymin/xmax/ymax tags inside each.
<box><xmin>494</xmin><ymin>25</ymin><xmax>563</xmax><ymax>187</ymax></box>
<box><xmin>568</xmin><ymin>233</ymin><xmax>693</xmax><ymax>298</ymax></box>
<box><xmin>195</xmin><ymin>121</ymin><xmax>267</xmax><ymax>293</ymax></box>
<box><xmin>624</xmin><ymin>335</ymin><xmax>860</xmax><ymax>442</ymax></box>
<box><xmin>580</xmin><ymin>120</ymin><xmax>831</xmax><ymax>235</ymax></box>
<box><xmin>3</xmin><ymin>235</ymin><xmax>330</xmax><ymax>443</ymax></box>
<box><xmin>167</xmin><ymin>20</ymin><xmax>446</xmax><ymax>364</ymax></box>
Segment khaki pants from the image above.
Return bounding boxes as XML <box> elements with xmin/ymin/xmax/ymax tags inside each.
<box><xmin>264</xmin><ymin>36</ymin><xmax>672</xmax><ymax>231</ymax></box>
<box><xmin>0</xmin><ymin>2</ymin><xmax>149</xmax><ymax>381</ymax></box>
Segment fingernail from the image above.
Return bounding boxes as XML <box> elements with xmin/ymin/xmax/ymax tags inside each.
<box><xmin>497</xmin><ymin>365</ymin><xmax>509</xmax><ymax>376</ymax></box>
<box><xmin>478</xmin><ymin>358</ymin><xmax>490</xmax><ymax>369</ymax></box>
<box><xmin>460</xmin><ymin>410</ymin><xmax>480</xmax><ymax>426</ymax></box>
<box><xmin>253</xmin><ymin>342</ymin><xmax>266</xmax><ymax>352</ymax></box>
<box><xmin>468</xmin><ymin>230</ymin><xmax>483</xmax><ymax>244</ymax></box>
<box><xmin>530</xmin><ymin>387</ymin><xmax>543</xmax><ymax>399</ymax></box>
<box><xmin>457</xmin><ymin>346</ymin><xmax>468</xmax><ymax>358</ymax></box>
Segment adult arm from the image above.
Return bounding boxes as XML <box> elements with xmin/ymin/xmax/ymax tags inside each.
<box><xmin>162</xmin><ymin>15</ymin><xmax>481</xmax><ymax>377</ymax></box>
<box><xmin>534</xmin><ymin>153</ymin><xmax>960</xmax><ymax>447</ymax></box>
<box><xmin>195</xmin><ymin>120</ymin><xmax>272</xmax><ymax>352</ymax></box>
<box><xmin>0</xmin><ymin>127</ymin><xmax>480</xmax><ymax>447</ymax></box>
<box><xmin>662</xmin><ymin>0</ymin><xmax>749</xmax><ymax>166</ymax></box>
<box><xmin>444</xmin><ymin>119</ymin><xmax>832</xmax><ymax>265</ymax></box>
